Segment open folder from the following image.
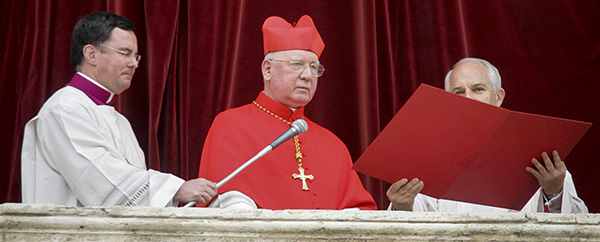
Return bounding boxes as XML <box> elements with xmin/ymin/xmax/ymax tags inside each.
<box><xmin>353</xmin><ymin>84</ymin><xmax>591</xmax><ymax>210</ymax></box>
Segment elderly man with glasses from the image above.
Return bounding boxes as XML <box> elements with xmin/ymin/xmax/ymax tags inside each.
<box><xmin>21</xmin><ymin>11</ymin><xmax>217</xmax><ymax>207</ymax></box>
<box><xmin>196</xmin><ymin>15</ymin><xmax>378</xmax><ymax>210</ymax></box>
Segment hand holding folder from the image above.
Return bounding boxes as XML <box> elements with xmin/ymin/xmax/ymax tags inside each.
<box><xmin>353</xmin><ymin>84</ymin><xmax>591</xmax><ymax>210</ymax></box>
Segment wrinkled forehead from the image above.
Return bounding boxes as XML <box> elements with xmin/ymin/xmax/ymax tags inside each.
<box><xmin>450</xmin><ymin>62</ymin><xmax>491</xmax><ymax>87</ymax></box>
<box><xmin>275</xmin><ymin>50</ymin><xmax>319</xmax><ymax>62</ymax></box>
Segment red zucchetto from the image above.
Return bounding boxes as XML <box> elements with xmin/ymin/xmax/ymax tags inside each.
<box><xmin>262</xmin><ymin>15</ymin><xmax>325</xmax><ymax>57</ymax></box>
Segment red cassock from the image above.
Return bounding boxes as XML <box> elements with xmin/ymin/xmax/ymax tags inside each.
<box><xmin>198</xmin><ymin>92</ymin><xmax>377</xmax><ymax>210</ymax></box>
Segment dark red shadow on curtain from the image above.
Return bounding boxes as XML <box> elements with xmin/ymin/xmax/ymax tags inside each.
<box><xmin>2</xmin><ymin>0</ymin><xmax>599</xmax><ymax>212</ymax></box>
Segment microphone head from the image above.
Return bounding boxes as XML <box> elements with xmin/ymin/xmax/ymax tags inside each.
<box><xmin>291</xmin><ymin>119</ymin><xmax>308</xmax><ymax>134</ymax></box>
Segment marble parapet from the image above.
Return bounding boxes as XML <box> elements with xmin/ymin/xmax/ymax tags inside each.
<box><xmin>1</xmin><ymin>203</ymin><xmax>599</xmax><ymax>241</ymax></box>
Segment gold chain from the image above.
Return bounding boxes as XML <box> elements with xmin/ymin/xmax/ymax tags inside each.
<box><xmin>253</xmin><ymin>101</ymin><xmax>303</xmax><ymax>166</ymax></box>
<box><xmin>253</xmin><ymin>100</ymin><xmax>314</xmax><ymax>190</ymax></box>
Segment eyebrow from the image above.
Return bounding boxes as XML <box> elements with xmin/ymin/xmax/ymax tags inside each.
<box><xmin>468</xmin><ymin>82</ymin><xmax>487</xmax><ymax>89</ymax></box>
<box><xmin>126</xmin><ymin>48</ymin><xmax>141</xmax><ymax>56</ymax></box>
<box><xmin>289</xmin><ymin>55</ymin><xmax>319</xmax><ymax>64</ymax></box>
<box><xmin>113</xmin><ymin>46</ymin><xmax>135</xmax><ymax>53</ymax></box>
<box><xmin>451</xmin><ymin>86</ymin><xmax>464</xmax><ymax>92</ymax></box>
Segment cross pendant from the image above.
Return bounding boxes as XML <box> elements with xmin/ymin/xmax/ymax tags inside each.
<box><xmin>292</xmin><ymin>167</ymin><xmax>314</xmax><ymax>191</ymax></box>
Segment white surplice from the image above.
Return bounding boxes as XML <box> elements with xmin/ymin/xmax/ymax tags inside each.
<box><xmin>21</xmin><ymin>80</ymin><xmax>184</xmax><ymax>207</ymax></box>
<box><xmin>404</xmin><ymin>171</ymin><xmax>588</xmax><ymax>213</ymax></box>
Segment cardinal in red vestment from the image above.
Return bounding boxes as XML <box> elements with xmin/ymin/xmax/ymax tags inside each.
<box><xmin>197</xmin><ymin>15</ymin><xmax>377</xmax><ymax>210</ymax></box>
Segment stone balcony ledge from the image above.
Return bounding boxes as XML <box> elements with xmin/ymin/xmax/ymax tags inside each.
<box><xmin>1</xmin><ymin>203</ymin><xmax>599</xmax><ymax>241</ymax></box>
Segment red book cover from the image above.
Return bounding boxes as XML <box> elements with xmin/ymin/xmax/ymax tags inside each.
<box><xmin>353</xmin><ymin>84</ymin><xmax>591</xmax><ymax>210</ymax></box>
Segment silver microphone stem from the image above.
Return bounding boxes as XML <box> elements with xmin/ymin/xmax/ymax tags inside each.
<box><xmin>183</xmin><ymin>119</ymin><xmax>307</xmax><ymax>208</ymax></box>
<box><xmin>183</xmin><ymin>145</ymin><xmax>273</xmax><ymax>208</ymax></box>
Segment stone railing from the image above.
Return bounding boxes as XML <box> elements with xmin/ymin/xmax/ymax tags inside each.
<box><xmin>1</xmin><ymin>203</ymin><xmax>599</xmax><ymax>241</ymax></box>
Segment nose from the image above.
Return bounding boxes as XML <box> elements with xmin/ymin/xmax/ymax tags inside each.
<box><xmin>129</xmin><ymin>53</ymin><xmax>141</xmax><ymax>67</ymax></box>
<box><xmin>465</xmin><ymin>90</ymin><xmax>476</xmax><ymax>99</ymax></box>
<box><xmin>129</xmin><ymin>59</ymin><xmax>139</xmax><ymax>69</ymax></box>
<box><xmin>299</xmin><ymin>64</ymin><xmax>313</xmax><ymax>79</ymax></box>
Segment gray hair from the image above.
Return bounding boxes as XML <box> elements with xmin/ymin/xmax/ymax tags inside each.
<box><xmin>444</xmin><ymin>58</ymin><xmax>502</xmax><ymax>93</ymax></box>
<box><xmin>264</xmin><ymin>51</ymin><xmax>281</xmax><ymax>60</ymax></box>
<box><xmin>264</xmin><ymin>50</ymin><xmax>320</xmax><ymax>64</ymax></box>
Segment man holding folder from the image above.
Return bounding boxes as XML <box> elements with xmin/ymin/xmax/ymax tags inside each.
<box><xmin>385</xmin><ymin>58</ymin><xmax>588</xmax><ymax>213</ymax></box>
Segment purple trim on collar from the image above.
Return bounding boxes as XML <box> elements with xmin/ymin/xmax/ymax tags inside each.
<box><xmin>65</xmin><ymin>74</ymin><xmax>111</xmax><ymax>105</ymax></box>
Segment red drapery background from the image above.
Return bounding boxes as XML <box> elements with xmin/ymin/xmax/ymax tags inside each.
<box><xmin>1</xmin><ymin>0</ymin><xmax>599</xmax><ymax>212</ymax></box>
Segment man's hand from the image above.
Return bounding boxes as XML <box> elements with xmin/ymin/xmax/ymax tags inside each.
<box><xmin>525</xmin><ymin>150</ymin><xmax>566</xmax><ymax>196</ymax></box>
<box><xmin>387</xmin><ymin>178</ymin><xmax>424</xmax><ymax>211</ymax></box>
<box><xmin>174</xmin><ymin>178</ymin><xmax>217</xmax><ymax>205</ymax></box>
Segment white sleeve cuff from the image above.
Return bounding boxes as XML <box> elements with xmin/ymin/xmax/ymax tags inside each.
<box><xmin>543</xmin><ymin>190</ymin><xmax>563</xmax><ymax>213</ymax></box>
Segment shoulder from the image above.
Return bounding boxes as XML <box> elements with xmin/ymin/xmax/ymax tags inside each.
<box><xmin>34</xmin><ymin>87</ymin><xmax>116</xmax><ymax>126</ymax></box>
<box><xmin>304</xmin><ymin>118</ymin><xmax>346</xmax><ymax>144</ymax></box>
<box><xmin>215</xmin><ymin>103</ymin><xmax>254</xmax><ymax>118</ymax></box>
<box><xmin>36</xmin><ymin>87</ymin><xmax>94</xmax><ymax>116</ymax></box>
<box><xmin>212</xmin><ymin>103</ymin><xmax>255</xmax><ymax>124</ymax></box>
<box><xmin>208</xmin><ymin>103</ymin><xmax>258</xmax><ymax>131</ymax></box>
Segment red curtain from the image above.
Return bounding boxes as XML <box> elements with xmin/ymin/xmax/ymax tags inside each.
<box><xmin>2</xmin><ymin>0</ymin><xmax>599</xmax><ymax>212</ymax></box>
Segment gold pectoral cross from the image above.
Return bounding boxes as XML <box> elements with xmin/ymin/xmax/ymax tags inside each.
<box><xmin>292</xmin><ymin>167</ymin><xmax>314</xmax><ymax>191</ymax></box>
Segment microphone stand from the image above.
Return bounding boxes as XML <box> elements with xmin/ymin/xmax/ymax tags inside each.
<box><xmin>182</xmin><ymin>146</ymin><xmax>272</xmax><ymax>207</ymax></box>
<box><xmin>183</xmin><ymin>119</ymin><xmax>307</xmax><ymax>208</ymax></box>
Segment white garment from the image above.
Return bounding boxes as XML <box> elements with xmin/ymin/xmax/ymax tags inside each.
<box><xmin>208</xmin><ymin>190</ymin><xmax>258</xmax><ymax>209</ymax></box>
<box><xmin>208</xmin><ymin>190</ymin><xmax>360</xmax><ymax>210</ymax></box>
<box><xmin>21</xmin><ymin>85</ymin><xmax>184</xmax><ymax>207</ymax></box>
<box><xmin>404</xmin><ymin>171</ymin><xmax>588</xmax><ymax>213</ymax></box>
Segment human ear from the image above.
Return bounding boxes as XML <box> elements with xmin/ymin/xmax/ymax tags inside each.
<box><xmin>82</xmin><ymin>44</ymin><xmax>98</xmax><ymax>66</ymax></box>
<box><xmin>495</xmin><ymin>88</ymin><xmax>505</xmax><ymax>107</ymax></box>
<box><xmin>262</xmin><ymin>59</ymin><xmax>272</xmax><ymax>81</ymax></box>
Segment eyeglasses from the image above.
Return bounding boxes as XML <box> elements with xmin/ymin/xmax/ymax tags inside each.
<box><xmin>99</xmin><ymin>44</ymin><xmax>141</xmax><ymax>64</ymax></box>
<box><xmin>270</xmin><ymin>59</ymin><xmax>325</xmax><ymax>77</ymax></box>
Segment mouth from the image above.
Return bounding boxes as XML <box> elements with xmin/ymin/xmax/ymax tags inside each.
<box><xmin>295</xmin><ymin>86</ymin><xmax>310</xmax><ymax>92</ymax></box>
<box><xmin>121</xmin><ymin>71</ymin><xmax>134</xmax><ymax>79</ymax></box>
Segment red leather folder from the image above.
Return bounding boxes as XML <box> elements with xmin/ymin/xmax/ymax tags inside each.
<box><xmin>353</xmin><ymin>84</ymin><xmax>591</xmax><ymax>210</ymax></box>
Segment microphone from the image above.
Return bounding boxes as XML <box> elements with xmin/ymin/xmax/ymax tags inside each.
<box><xmin>183</xmin><ymin>119</ymin><xmax>308</xmax><ymax>207</ymax></box>
<box><xmin>269</xmin><ymin>119</ymin><xmax>308</xmax><ymax>149</ymax></box>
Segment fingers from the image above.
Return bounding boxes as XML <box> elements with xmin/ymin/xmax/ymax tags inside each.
<box><xmin>402</xmin><ymin>178</ymin><xmax>422</xmax><ymax>195</ymax></box>
<box><xmin>552</xmin><ymin>150</ymin><xmax>567</xmax><ymax>171</ymax></box>
<box><xmin>526</xmin><ymin>151</ymin><xmax>567</xmax><ymax>196</ymax></box>
<box><xmin>541</xmin><ymin>152</ymin><xmax>556</xmax><ymax>171</ymax></box>
<box><xmin>408</xmin><ymin>179</ymin><xmax>424</xmax><ymax>196</ymax></box>
<box><xmin>176</xmin><ymin>178</ymin><xmax>218</xmax><ymax>204</ymax></box>
<box><xmin>202</xmin><ymin>178</ymin><xmax>217</xmax><ymax>190</ymax></box>
<box><xmin>388</xmin><ymin>178</ymin><xmax>408</xmax><ymax>193</ymax></box>
<box><xmin>387</xmin><ymin>178</ymin><xmax>423</xmax><ymax>211</ymax></box>
<box><xmin>525</xmin><ymin>164</ymin><xmax>541</xmax><ymax>180</ymax></box>
<box><xmin>530</xmin><ymin>157</ymin><xmax>547</xmax><ymax>175</ymax></box>
<box><xmin>198</xmin><ymin>190</ymin><xmax>213</xmax><ymax>204</ymax></box>
<box><xmin>199</xmin><ymin>178</ymin><xmax>218</xmax><ymax>194</ymax></box>
<box><xmin>387</xmin><ymin>178</ymin><xmax>423</xmax><ymax>198</ymax></box>
<box><xmin>532</xmin><ymin>151</ymin><xmax>566</xmax><ymax>174</ymax></box>
<box><xmin>197</xmin><ymin>179</ymin><xmax>217</xmax><ymax>198</ymax></box>
<box><xmin>551</xmin><ymin>150</ymin><xmax>561</xmax><ymax>164</ymax></box>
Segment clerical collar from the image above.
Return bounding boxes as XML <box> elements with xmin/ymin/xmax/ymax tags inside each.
<box><xmin>66</xmin><ymin>73</ymin><xmax>115</xmax><ymax>105</ymax></box>
<box><xmin>255</xmin><ymin>92</ymin><xmax>305</xmax><ymax>122</ymax></box>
